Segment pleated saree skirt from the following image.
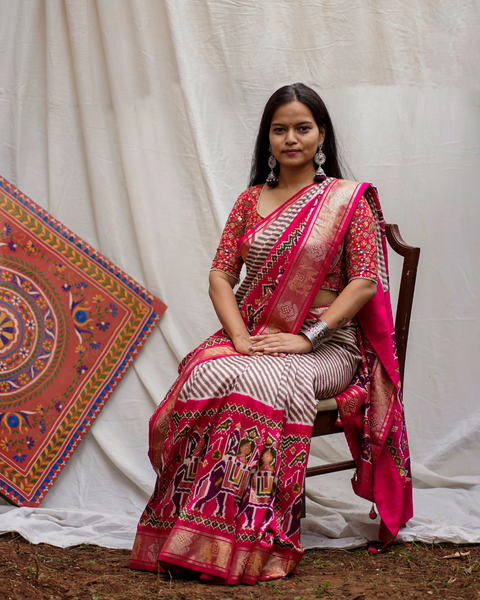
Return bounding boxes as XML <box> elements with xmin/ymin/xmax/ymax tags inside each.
<box><xmin>130</xmin><ymin>313</ymin><xmax>360</xmax><ymax>584</ymax></box>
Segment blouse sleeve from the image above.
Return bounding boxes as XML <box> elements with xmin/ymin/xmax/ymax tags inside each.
<box><xmin>211</xmin><ymin>189</ymin><xmax>251</xmax><ymax>281</ymax></box>
<box><xmin>344</xmin><ymin>196</ymin><xmax>378</xmax><ymax>284</ymax></box>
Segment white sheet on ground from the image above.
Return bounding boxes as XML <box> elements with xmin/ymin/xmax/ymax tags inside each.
<box><xmin>0</xmin><ymin>0</ymin><xmax>479</xmax><ymax>549</ymax></box>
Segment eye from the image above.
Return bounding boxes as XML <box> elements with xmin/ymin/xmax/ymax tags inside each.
<box><xmin>298</xmin><ymin>126</ymin><xmax>311</xmax><ymax>132</ymax></box>
<box><xmin>272</xmin><ymin>127</ymin><xmax>284</xmax><ymax>133</ymax></box>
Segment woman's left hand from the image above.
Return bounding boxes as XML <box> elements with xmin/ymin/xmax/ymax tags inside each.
<box><xmin>249</xmin><ymin>333</ymin><xmax>312</xmax><ymax>357</ymax></box>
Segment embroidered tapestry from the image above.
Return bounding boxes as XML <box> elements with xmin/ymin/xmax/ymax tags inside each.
<box><xmin>0</xmin><ymin>176</ymin><xmax>166</xmax><ymax>507</ymax></box>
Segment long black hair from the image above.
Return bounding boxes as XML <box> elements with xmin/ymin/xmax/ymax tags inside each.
<box><xmin>249</xmin><ymin>83</ymin><xmax>344</xmax><ymax>187</ymax></box>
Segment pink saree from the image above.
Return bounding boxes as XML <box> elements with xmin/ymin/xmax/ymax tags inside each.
<box><xmin>129</xmin><ymin>179</ymin><xmax>413</xmax><ymax>583</ymax></box>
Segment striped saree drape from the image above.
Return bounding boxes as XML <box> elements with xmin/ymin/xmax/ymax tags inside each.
<box><xmin>129</xmin><ymin>179</ymin><xmax>412</xmax><ymax>583</ymax></box>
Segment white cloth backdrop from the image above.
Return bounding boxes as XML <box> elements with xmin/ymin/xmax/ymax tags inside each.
<box><xmin>0</xmin><ymin>0</ymin><xmax>479</xmax><ymax>549</ymax></box>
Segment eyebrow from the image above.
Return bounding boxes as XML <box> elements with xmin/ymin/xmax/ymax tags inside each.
<box><xmin>271</xmin><ymin>120</ymin><xmax>314</xmax><ymax>126</ymax></box>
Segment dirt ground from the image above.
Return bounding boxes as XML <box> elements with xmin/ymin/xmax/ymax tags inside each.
<box><xmin>1</xmin><ymin>533</ymin><xmax>479</xmax><ymax>600</ymax></box>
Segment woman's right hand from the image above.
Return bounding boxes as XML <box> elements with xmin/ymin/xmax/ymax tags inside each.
<box><xmin>233</xmin><ymin>335</ymin><xmax>261</xmax><ymax>356</ymax></box>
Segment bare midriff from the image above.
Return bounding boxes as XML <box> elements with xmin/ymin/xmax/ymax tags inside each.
<box><xmin>311</xmin><ymin>288</ymin><xmax>338</xmax><ymax>308</ymax></box>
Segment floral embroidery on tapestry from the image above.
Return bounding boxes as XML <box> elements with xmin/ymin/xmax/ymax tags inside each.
<box><xmin>0</xmin><ymin>176</ymin><xmax>166</xmax><ymax>506</ymax></box>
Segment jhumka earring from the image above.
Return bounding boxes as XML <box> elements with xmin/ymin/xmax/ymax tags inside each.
<box><xmin>266</xmin><ymin>149</ymin><xmax>279</xmax><ymax>188</ymax></box>
<box><xmin>314</xmin><ymin>143</ymin><xmax>327</xmax><ymax>183</ymax></box>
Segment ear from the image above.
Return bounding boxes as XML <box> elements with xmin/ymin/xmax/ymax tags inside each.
<box><xmin>318</xmin><ymin>125</ymin><xmax>327</xmax><ymax>145</ymax></box>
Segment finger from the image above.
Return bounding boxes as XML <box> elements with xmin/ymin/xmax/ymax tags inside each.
<box><xmin>252</xmin><ymin>346</ymin><xmax>279</xmax><ymax>354</ymax></box>
<box><xmin>251</xmin><ymin>339</ymin><xmax>282</xmax><ymax>349</ymax></box>
<box><xmin>250</xmin><ymin>334</ymin><xmax>279</xmax><ymax>342</ymax></box>
<box><xmin>250</xmin><ymin>342</ymin><xmax>273</xmax><ymax>350</ymax></box>
<box><xmin>250</xmin><ymin>343</ymin><xmax>266</xmax><ymax>350</ymax></box>
<box><xmin>262</xmin><ymin>343</ymin><xmax>289</xmax><ymax>351</ymax></box>
<box><xmin>263</xmin><ymin>347</ymin><xmax>289</xmax><ymax>355</ymax></box>
<box><xmin>249</xmin><ymin>344</ymin><xmax>266</xmax><ymax>351</ymax></box>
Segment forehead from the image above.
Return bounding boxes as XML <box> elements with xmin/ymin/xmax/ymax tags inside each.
<box><xmin>271</xmin><ymin>100</ymin><xmax>315</xmax><ymax>125</ymax></box>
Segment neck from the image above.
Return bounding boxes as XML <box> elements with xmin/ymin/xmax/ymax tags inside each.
<box><xmin>277</xmin><ymin>163</ymin><xmax>316</xmax><ymax>191</ymax></box>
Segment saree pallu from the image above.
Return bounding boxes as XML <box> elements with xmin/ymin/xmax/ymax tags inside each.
<box><xmin>130</xmin><ymin>179</ymin><xmax>413</xmax><ymax>583</ymax></box>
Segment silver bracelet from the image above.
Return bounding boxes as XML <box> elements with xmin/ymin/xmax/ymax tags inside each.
<box><xmin>302</xmin><ymin>319</ymin><xmax>333</xmax><ymax>351</ymax></box>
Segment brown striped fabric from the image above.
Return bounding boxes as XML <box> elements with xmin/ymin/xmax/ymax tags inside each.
<box><xmin>180</xmin><ymin>321</ymin><xmax>360</xmax><ymax>427</ymax></box>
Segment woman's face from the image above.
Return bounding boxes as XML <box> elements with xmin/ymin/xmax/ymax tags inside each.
<box><xmin>269</xmin><ymin>101</ymin><xmax>326</xmax><ymax>172</ymax></box>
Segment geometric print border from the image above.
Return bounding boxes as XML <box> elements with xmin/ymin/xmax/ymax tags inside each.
<box><xmin>0</xmin><ymin>175</ymin><xmax>166</xmax><ymax>506</ymax></box>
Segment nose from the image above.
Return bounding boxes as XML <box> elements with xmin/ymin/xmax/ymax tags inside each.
<box><xmin>285</xmin><ymin>127</ymin><xmax>297</xmax><ymax>145</ymax></box>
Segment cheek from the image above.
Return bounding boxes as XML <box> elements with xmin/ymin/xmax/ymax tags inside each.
<box><xmin>269</xmin><ymin>134</ymin><xmax>280</xmax><ymax>147</ymax></box>
<box><xmin>269</xmin><ymin>137</ymin><xmax>283</xmax><ymax>157</ymax></box>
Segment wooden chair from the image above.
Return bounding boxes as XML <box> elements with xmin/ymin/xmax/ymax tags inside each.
<box><xmin>301</xmin><ymin>224</ymin><xmax>420</xmax><ymax>515</ymax></box>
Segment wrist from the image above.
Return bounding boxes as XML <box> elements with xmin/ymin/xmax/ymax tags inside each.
<box><xmin>300</xmin><ymin>333</ymin><xmax>314</xmax><ymax>351</ymax></box>
<box><xmin>302</xmin><ymin>319</ymin><xmax>333</xmax><ymax>351</ymax></box>
<box><xmin>230</xmin><ymin>332</ymin><xmax>250</xmax><ymax>346</ymax></box>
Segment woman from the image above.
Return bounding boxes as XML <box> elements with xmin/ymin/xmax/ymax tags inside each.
<box><xmin>130</xmin><ymin>83</ymin><xmax>413</xmax><ymax>584</ymax></box>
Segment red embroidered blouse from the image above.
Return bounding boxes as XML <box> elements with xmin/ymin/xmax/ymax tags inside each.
<box><xmin>211</xmin><ymin>185</ymin><xmax>378</xmax><ymax>292</ymax></box>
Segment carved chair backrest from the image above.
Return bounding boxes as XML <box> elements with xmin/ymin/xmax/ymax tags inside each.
<box><xmin>385</xmin><ymin>224</ymin><xmax>421</xmax><ymax>387</ymax></box>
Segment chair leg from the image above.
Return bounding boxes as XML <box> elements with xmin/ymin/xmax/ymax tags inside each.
<box><xmin>301</xmin><ymin>483</ymin><xmax>306</xmax><ymax>519</ymax></box>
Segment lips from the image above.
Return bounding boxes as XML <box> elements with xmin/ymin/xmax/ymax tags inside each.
<box><xmin>284</xmin><ymin>150</ymin><xmax>300</xmax><ymax>155</ymax></box>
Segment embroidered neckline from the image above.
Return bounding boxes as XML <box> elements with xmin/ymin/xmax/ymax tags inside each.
<box><xmin>254</xmin><ymin>185</ymin><xmax>267</xmax><ymax>219</ymax></box>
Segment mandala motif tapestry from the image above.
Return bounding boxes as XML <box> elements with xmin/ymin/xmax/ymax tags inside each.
<box><xmin>0</xmin><ymin>176</ymin><xmax>166</xmax><ymax>506</ymax></box>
